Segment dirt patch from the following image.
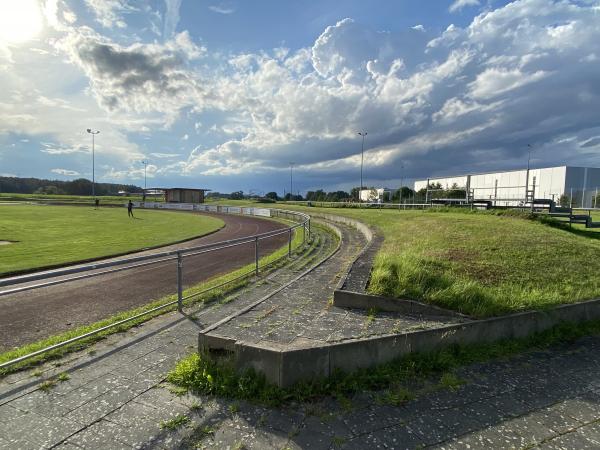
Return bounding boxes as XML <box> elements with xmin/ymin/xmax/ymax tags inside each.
<box><xmin>425</xmin><ymin>248</ymin><xmax>504</xmax><ymax>284</ymax></box>
<box><xmin>425</xmin><ymin>248</ymin><xmax>479</xmax><ymax>262</ymax></box>
<box><xmin>461</xmin><ymin>262</ymin><xmax>506</xmax><ymax>285</ymax></box>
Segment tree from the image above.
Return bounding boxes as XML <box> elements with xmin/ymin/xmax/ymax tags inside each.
<box><xmin>326</xmin><ymin>190</ymin><xmax>350</xmax><ymax>202</ymax></box>
<box><xmin>34</xmin><ymin>185</ymin><xmax>62</xmax><ymax>195</ymax></box>
<box><xmin>265</xmin><ymin>191</ymin><xmax>279</xmax><ymax>200</ymax></box>
<box><xmin>391</xmin><ymin>186</ymin><xmax>414</xmax><ymax>202</ymax></box>
<box><xmin>284</xmin><ymin>193</ymin><xmax>303</xmax><ymax>201</ymax></box>
<box><xmin>558</xmin><ymin>194</ymin><xmax>570</xmax><ymax>208</ymax></box>
<box><xmin>230</xmin><ymin>191</ymin><xmax>244</xmax><ymax>200</ymax></box>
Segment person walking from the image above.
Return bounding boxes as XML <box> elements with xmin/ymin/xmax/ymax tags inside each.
<box><xmin>127</xmin><ymin>200</ymin><xmax>134</xmax><ymax>218</ymax></box>
<box><xmin>95</xmin><ymin>198</ymin><xmax>100</xmax><ymax>209</ymax></box>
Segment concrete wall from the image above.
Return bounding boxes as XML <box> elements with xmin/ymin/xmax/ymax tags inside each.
<box><xmin>333</xmin><ymin>290</ymin><xmax>467</xmax><ymax>318</ymax></box>
<box><xmin>565</xmin><ymin>167</ymin><xmax>600</xmax><ymax>208</ymax></box>
<box><xmin>232</xmin><ymin>297</ymin><xmax>600</xmax><ymax>388</ymax></box>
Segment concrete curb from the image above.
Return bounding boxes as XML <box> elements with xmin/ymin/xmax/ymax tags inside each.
<box><xmin>332</xmin><ymin>290</ymin><xmax>468</xmax><ymax>319</ymax></box>
<box><xmin>232</xmin><ymin>296</ymin><xmax>600</xmax><ymax>387</ymax></box>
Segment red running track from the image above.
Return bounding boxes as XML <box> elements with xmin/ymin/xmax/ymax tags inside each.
<box><xmin>0</xmin><ymin>212</ymin><xmax>288</xmax><ymax>352</ymax></box>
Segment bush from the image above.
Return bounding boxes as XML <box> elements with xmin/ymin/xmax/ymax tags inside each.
<box><xmin>255</xmin><ymin>197</ymin><xmax>276</xmax><ymax>203</ymax></box>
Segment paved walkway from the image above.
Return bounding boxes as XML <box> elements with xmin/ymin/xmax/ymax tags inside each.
<box><xmin>203</xmin><ymin>221</ymin><xmax>463</xmax><ymax>352</ymax></box>
<box><xmin>0</xmin><ymin>222</ymin><xmax>599</xmax><ymax>449</ymax></box>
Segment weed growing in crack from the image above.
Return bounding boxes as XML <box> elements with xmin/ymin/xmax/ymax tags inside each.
<box><xmin>38</xmin><ymin>379</ymin><xmax>57</xmax><ymax>391</ymax></box>
<box><xmin>439</xmin><ymin>372</ymin><xmax>465</xmax><ymax>391</ymax></box>
<box><xmin>57</xmin><ymin>372</ymin><xmax>70</xmax><ymax>382</ymax></box>
<box><xmin>160</xmin><ymin>414</ymin><xmax>190</xmax><ymax>431</ymax></box>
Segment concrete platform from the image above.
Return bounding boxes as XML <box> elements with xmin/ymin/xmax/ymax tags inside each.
<box><xmin>199</xmin><ymin>217</ymin><xmax>466</xmax><ymax>387</ymax></box>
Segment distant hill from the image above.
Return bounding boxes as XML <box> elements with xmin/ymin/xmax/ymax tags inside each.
<box><xmin>0</xmin><ymin>176</ymin><xmax>143</xmax><ymax>196</ymax></box>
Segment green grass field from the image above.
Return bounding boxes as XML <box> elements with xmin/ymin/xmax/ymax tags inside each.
<box><xmin>0</xmin><ymin>204</ymin><xmax>224</xmax><ymax>275</ymax></box>
<box><xmin>281</xmin><ymin>205</ymin><xmax>600</xmax><ymax>318</ymax></box>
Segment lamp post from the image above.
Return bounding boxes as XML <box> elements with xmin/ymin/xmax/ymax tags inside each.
<box><xmin>399</xmin><ymin>162</ymin><xmax>405</xmax><ymax>205</ymax></box>
<box><xmin>358</xmin><ymin>131</ymin><xmax>367</xmax><ymax>202</ymax></box>
<box><xmin>289</xmin><ymin>162</ymin><xmax>294</xmax><ymax>201</ymax></box>
<box><xmin>86</xmin><ymin>129</ymin><xmax>100</xmax><ymax>197</ymax></box>
<box><xmin>141</xmin><ymin>160</ymin><xmax>148</xmax><ymax>190</ymax></box>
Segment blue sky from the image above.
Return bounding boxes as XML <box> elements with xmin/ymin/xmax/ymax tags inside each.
<box><xmin>0</xmin><ymin>0</ymin><xmax>599</xmax><ymax>195</ymax></box>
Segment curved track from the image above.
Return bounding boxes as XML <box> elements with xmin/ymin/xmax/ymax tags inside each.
<box><xmin>0</xmin><ymin>212</ymin><xmax>288</xmax><ymax>352</ymax></box>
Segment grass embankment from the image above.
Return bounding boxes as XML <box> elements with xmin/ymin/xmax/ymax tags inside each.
<box><xmin>280</xmin><ymin>205</ymin><xmax>600</xmax><ymax>318</ymax></box>
<box><xmin>0</xmin><ymin>220</ymin><xmax>315</xmax><ymax>375</ymax></box>
<box><xmin>0</xmin><ymin>204</ymin><xmax>224</xmax><ymax>275</ymax></box>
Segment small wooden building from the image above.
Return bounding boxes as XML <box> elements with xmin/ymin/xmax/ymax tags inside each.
<box><xmin>159</xmin><ymin>188</ymin><xmax>209</xmax><ymax>203</ymax></box>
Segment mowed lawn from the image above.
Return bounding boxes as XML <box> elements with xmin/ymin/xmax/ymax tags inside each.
<box><xmin>0</xmin><ymin>205</ymin><xmax>224</xmax><ymax>275</ymax></box>
<box><xmin>283</xmin><ymin>205</ymin><xmax>600</xmax><ymax>318</ymax></box>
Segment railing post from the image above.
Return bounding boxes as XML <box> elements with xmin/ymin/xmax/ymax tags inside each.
<box><xmin>303</xmin><ymin>223</ymin><xmax>306</xmax><ymax>245</ymax></box>
<box><xmin>254</xmin><ymin>236</ymin><xmax>259</xmax><ymax>276</ymax></box>
<box><xmin>177</xmin><ymin>251</ymin><xmax>183</xmax><ymax>312</ymax></box>
<box><xmin>308</xmin><ymin>219</ymin><xmax>311</xmax><ymax>242</ymax></box>
<box><xmin>288</xmin><ymin>228</ymin><xmax>292</xmax><ymax>257</ymax></box>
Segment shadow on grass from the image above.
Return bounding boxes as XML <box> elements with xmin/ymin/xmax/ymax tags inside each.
<box><xmin>539</xmin><ymin>218</ymin><xmax>600</xmax><ymax>240</ymax></box>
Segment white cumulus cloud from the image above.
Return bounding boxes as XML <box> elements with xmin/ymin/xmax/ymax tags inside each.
<box><xmin>449</xmin><ymin>0</ymin><xmax>480</xmax><ymax>13</ymax></box>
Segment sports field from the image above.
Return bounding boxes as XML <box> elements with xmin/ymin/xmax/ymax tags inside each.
<box><xmin>0</xmin><ymin>204</ymin><xmax>224</xmax><ymax>275</ymax></box>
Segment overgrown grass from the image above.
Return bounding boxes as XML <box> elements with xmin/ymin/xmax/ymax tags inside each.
<box><xmin>0</xmin><ymin>220</ymin><xmax>317</xmax><ymax>376</ymax></box>
<box><xmin>281</xmin><ymin>205</ymin><xmax>600</xmax><ymax>318</ymax></box>
<box><xmin>167</xmin><ymin>319</ymin><xmax>600</xmax><ymax>407</ymax></box>
<box><xmin>0</xmin><ymin>204</ymin><xmax>224</xmax><ymax>275</ymax></box>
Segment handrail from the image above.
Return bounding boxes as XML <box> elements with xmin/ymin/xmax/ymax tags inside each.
<box><xmin>0</xmin><ymin>205</ymin><xmax>311</xmax><ymax>371</ymax></box>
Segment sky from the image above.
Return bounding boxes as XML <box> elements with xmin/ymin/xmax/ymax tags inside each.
<box><xmin>0</xmin><ymin>0</ymin><xmax>599</xmax><ymax>195</ymax></box>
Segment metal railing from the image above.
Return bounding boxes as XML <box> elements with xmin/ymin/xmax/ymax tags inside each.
<box><xmin>0</xmin><ymin>206</ymin><xmax>311</xmax><ymax>370</ymax></box>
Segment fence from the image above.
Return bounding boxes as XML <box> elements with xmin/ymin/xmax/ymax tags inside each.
<box><xmin>0</xmin><ymin>205</ymin><xmax>311</xmax><ymax>370</ymax></box>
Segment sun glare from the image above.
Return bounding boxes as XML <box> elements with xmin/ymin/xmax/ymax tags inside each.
<box><xmin>0</xmin><ymin>0</ymin><xmax>43</xmax><ymax>44</ymax></box>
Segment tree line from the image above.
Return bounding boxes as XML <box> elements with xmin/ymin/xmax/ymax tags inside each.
<box><xmin>0</xmin><ymin>176</ymin><xmax>143</xmax><ymax>196</ymax></box>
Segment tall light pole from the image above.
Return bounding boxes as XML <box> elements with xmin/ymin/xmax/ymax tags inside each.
<box><xmin>525</xmin><ymin>143</ymin><xmax>532</xmax><ymax>203</ymax></box>
<box><xmin>141</xmin><ymin>160</ymin><xmax>148</xmax><ymax>190</ymax></box>
<box><xmin>86</xmin><ymin>128</ymin><xmax>100</xmax><ymax>197</ymax></box>
<box><xmin>399</xmin><ymin>162</ymin><xmax>405</xmax><ymax>204</ymax></box>
<box><xmin>289</xmin><ymin>162</ymin><xmax>294</xmax><ymax>201</ymax></box>
<box><xmin>358</xmin><ymin>131</ymin><xmax>367</xmax><ymax>202</ymax></box>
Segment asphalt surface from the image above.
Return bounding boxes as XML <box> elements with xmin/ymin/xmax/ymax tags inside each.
<box><xmin>0</xmin><ymin>212</ymin><xmax>288</xmax><ymax>352</ymax></box>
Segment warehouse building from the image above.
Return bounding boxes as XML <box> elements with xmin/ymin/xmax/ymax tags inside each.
<box><xmin>414</xmin><ymin>166</ymin><xmax>600</xmax><ymax>208</ymax></box>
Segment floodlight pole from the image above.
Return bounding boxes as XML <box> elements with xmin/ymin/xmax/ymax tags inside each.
<box><xmin>141</xmin><ymin>160</ymin><xmax>148</xmax><ymax>190</ymax></box>
<box><xmin>289</xmin><ymin>162</ymin><xmax>294</xmax><ymax>201</ymax></box>
<box><xmin>87</xmin><ymin>129</ymin><xmax>100</xmax><ymax>197</ymax></box>
<box><xmin>358</xmin><ymin>132</ymin><xmax>367</xmax><ymax>202</ymax></box>
<box><xmin>399</xmin><ymin>163</ymin><xmax>404</xmax><ymax>205</ymax></box>
<box><xmin>525</xmin><ymin>143</ymin><xmax>532</xmax><ymax>204</ymax></box>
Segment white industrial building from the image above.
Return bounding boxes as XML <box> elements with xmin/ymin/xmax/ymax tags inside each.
<box><xmin>414</xmin><ymin>166</ymin><xmax>600</xmax><ymax>208</ymax></box>
<box><xmin>359</xmin><ymin>188</ymin><xmax>391</xmax><ymax>202</ymax></box>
